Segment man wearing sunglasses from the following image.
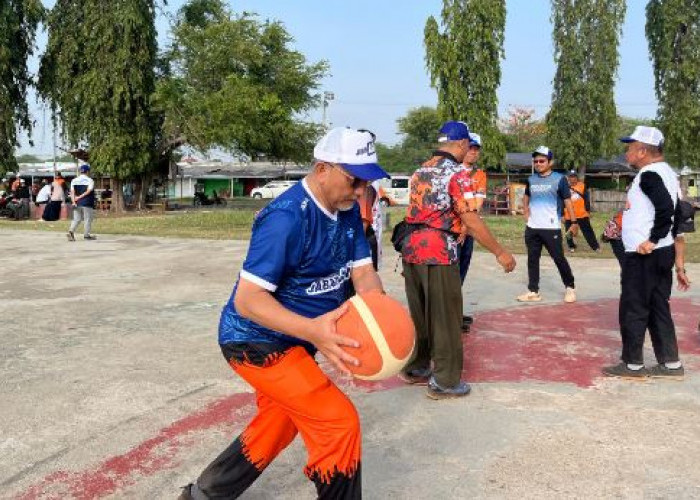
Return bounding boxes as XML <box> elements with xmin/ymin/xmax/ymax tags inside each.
<box><xmin>517</xmin><ymin>146</ymin><xmax>578</xmax><ymax>303</ymax></box>
<box><xmin>181</xmin><ymin>127</ymin><xmax>389</xmax><ymax>500</ymax></box>
<box><xmin>400</xmin><ymin>120</ymin><xmax>516</xmax><ymax>400</ymax></box>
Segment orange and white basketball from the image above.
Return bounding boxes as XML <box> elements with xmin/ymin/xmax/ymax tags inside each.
<box><xmin>337</xmin><ymin>290</ymin><xmax>415</xmax><ymax>380</ymax></box>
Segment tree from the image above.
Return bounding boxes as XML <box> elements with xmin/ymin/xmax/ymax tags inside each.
<box><xmin>499</xmin><ymin>106</ymin><xmax>548</xmax><ymax>153</ymax></box>
<box><xmin>616</xmin><ymin>115</ymin><xmax>652</xmax><ymax>144</ymax></box>
<box><xmin>374</xmin><ymin>106</ymin><xmax>441</xmax><ymax>173</ymax></box>
<box><xmin>424</xmin><ymin>0</ymin><xmax>506</xmax><ymax>168</ymax></box>
<box><xmin>39</xmin><ymin>0</ymin><xmax>159</xmax><ymax>211</ymax></box>
<box><xmin>155</xmin><ymin>0</ymin><xmax>328</xmax><ymax>163</ymax></box>
<box><xmin>397</xmin><ymin>106</ymin><xmax>442</xmax><ymax>150</ymax></box>
<box><xmin>15</xmin><ymin>153</ymin><xmax>41</xmax><ymax>163</ymax></box>
<box><xmin>646</xmin><ymin>0</ymin><xmax>700</xmax><ymax>167</ymax></box>
<box><xmin>0</xmin><ymin>0</ymin><xmax>43</xmax><ymax>176</ymax></box>
<box><xmin>546</xmin><ymin>0</ymin><xmax>626</xmax><ymax>172</ymax></box>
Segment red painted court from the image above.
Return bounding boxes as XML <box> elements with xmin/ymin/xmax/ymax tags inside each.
<box><xmin>18</xmin><ymin>297</ymin><xmax>700</xmax><ymax>499</ymax></box>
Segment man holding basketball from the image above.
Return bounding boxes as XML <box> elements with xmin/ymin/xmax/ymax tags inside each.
<box><xmin>180</xmin><ymin>128</ymin><xmax>388</xmax><ymax>499</ymax></box>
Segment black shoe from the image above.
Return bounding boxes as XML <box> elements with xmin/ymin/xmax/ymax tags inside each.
<box><xmin>426</xmin><ymin>376</ymin><xmax>471</xmax><ymax>400</ymax></box>
<box><xmin>648</xmin><ymin>364</ymin><xmax>685</xmax><ymax>380</ymax></box>
<box><xmin>462</xmin><ymin>315</ymin><xmax>473</xmax><ymax>325</ymax></box>
<box><xmin>84</xmin><ymin>234</ymin><xmax>97</xmax><ymax>240</ymax></box>
<box><xmin>398</xmin><ymin>368</ymin><xmax>432</xmax><ymax>385</ymax></box>
<box><xmin>602</xmin><ymin>362</ymin><xmax>648</xmax><ymax>379</ymax></box>
<box><xmin>67</xmin><ymin>231</ymin><xmax>75</xmax><ymax>242</ymax></box>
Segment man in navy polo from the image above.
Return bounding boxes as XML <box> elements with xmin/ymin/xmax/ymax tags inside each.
<box><xmin>68</xmin><ymin>164</ymin><xmax>96</xmax><ymax>241</ymax></box>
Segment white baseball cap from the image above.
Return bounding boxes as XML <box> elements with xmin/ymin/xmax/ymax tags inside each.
<box><xmin>532</xmin><ymin>145</ymin><xmax>553</xmax><ymax>159</ymax></box>
<box><xmin>620</xmin><ymin>126</ymin><xmax>664</xmax><ymax>147</ymax></box>
<box><xmin>468</xmin><ymin>132</ymin><xmax>482</xmax><ymax>148</ymax></box>
<box><xmin>314</xmin><ymin>127</ymin><xmax>389</xmax><ymax>181</ymax></box>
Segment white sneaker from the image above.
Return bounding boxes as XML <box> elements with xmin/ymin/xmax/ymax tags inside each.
<box><xmin>517</xmin><ymin>291</ymin><xmax>542</xmax><ymax>302</ymax></box>
<box><xmin>564</xmin><ymin>287</ymin><xmax>576</xmax><ymax>303</ymax></box>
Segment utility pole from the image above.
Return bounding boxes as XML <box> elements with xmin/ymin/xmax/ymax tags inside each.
<box><xmin>322</xmin><ymin>91</ymin><xmax>334</xmax><ymax>129</ymax></box>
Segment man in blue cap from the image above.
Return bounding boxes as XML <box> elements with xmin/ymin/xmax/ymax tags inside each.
<box><xmin>68</xmin><ymin>163</ymin><xmax>96</xmax><ymax>241</ymax></box>
<box><xmin>181</xmin><ymin>127</ymin><xmax>389</xmax><ymax>499</ymax></box>
<box><xmin>399</xmin><ymin>120</ymin><xmax>515</xmax><ymax>400</ymax></box>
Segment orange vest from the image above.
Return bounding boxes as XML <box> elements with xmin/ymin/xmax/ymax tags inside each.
<box><xmin>565</xmin><ymin>181</ymin><xmax>588</xmax><ymax>220</ymax></box>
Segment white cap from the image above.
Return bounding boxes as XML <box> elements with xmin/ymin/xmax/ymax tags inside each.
<box><xmin>620</xmin><ymin>126</ymin><xmax>664</xmax><ymax>147</ymax></box>
<box><xmin>468</xmin><ymin>132</ymin><xmax>482</xmax><ymax>147</ymax></box>
<box><xmin>532</xmin><ymin>145</ymin><xmax>553</xmax><ymax>159</ymax></box>
<box><xmin>314</xmin><ymin>127</ymin><xmax>389</xmax><ymax>181</ymax></box>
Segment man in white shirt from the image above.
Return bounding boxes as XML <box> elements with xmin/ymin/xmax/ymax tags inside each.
<box><xmin>603</xmin><ymin>126</ymin><xmax>684</xmax><ymax>380</ymax></box>
<box><xmin>68</xmin><ymin>164</ymin><xmax>97</xmax><ymax>241</ymax></box>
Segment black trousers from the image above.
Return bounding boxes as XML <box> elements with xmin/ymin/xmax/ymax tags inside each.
<box><xmin>524</xmin><ymin>227</ymin><xmax>575</xmax><ymax>292</ymax></box>
<box><xmin>619</xmin><ymin>246</ymin><xmax>679</xmax><ymax>365</ymax></box>
<box><xmin>402</xmin><ymin>262</ymin><xmax>463</xmax><ymax>388</ymax></box>
<box><xmin>564</xmin><ymin>217</ymin><xmax>600</xmax><ymax>251</ymax></box>
<box><xmin>608</xmin><ymin>239</ymin><xmax>625</xmax><ymax>267</ymax></box>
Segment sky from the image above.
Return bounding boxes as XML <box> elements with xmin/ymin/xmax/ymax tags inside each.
<box><xmin>19</xmin><ymin>0</ymin><xmax>658</xmax><ymax>156</ymax></box>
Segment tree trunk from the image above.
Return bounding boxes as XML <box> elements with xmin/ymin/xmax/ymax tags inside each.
<box><xmin>110</xmin><ymin>178</ymin><xmax>125</xmax><ymax>213</ymax></box>
<box><xmin>133</xmin><ymin>177</ymin><xmax>145</xmax><ymax>210</ymax></box>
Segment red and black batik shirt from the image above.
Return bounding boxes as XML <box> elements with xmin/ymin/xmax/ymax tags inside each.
<box><xmin>402</xmin><ymin>152</ymin><xmax>475</xmax><ymax>265</ymax></box>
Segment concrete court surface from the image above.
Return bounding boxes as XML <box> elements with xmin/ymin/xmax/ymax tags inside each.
<box><xmin>1</xmin><ymin>228</ymin><xmax>700</xmax><ymax>500</ymax></box>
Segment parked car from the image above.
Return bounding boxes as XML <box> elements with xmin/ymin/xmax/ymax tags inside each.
<box><xmin>250</xmin><ymin>180</ymin><xmax>297</xmax><ymax>199</ymax></box>
<box><xmin>376</xmin><ymin>176</ymin><xmax>411</xmax><ymax>206</ymax></box>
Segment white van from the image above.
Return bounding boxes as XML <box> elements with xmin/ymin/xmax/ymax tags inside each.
<box><xmin>376</xmin><ymin>175</ymin><xmax>411</xmax><ymax>206</ymax></box>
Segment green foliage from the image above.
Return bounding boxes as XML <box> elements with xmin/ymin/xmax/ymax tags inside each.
<box><xmin>646</xmin><ymin>0</ymin><xmax>700</xmax><ymax>167</ymax></box>
<box><xmin>375</xmin><ymin>106</ymin><xmax>442</xmax><ymax>173</ymax></box>
<box><xmin>14</xmin><ymin>153</ymin><xmax>41</xmax><ymax>163</ymax></box>
<box><xmin>0</xmin><ymin>0</ymin><xmax>44</xmax><ymax>176</ymax></box>
<box><xmin>424</xmin><ymin>0</ymin><xmax>506</xmax><ymax>168</ymax></box>
<box><xmin>546</xmin><ymin>0</ymin><xmax>626</xmax><ymax>170</ymax></box>
<box><xmin>155</xmin><ymin>0</ymin><xmax>328</xmax><ymax>163</ymax></box>
<box><xmin>38</xmin><ymin>0</ymin><xmax>159</xmax><ymax>180</ymax></box>
<box><xmin>397</xmin><ymin>106</ymin><xmax>442</xmax><ymax>149</ymax></box>
<box><xmin>616</xmin><ymin>115</ymin><xmax>653</xmax><ymax>147</ymax></box>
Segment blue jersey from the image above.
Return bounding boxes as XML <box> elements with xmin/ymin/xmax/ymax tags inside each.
<box><xmin>525</xmin><ymin>172</ymin><xmax>571</xmax><ymax>229</ymax></box>
<box><xmin>218</xmin><ymin>179</ymin><xmax>372</xmax><ymax>352</ymax></box>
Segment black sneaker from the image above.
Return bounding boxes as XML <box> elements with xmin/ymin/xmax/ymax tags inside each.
<box><xmin>602</xmin><ymin>362</ymin><xmax>648</xmax><ymax>379</ymax></box>
<box><xmin>84</xmin><ymin>234</ymin><xmax>97</xmax><ymax>240</ymax></box>
<box><xmin>462</xmin><ymin>315</ymin><xmax>473</xmax><ymax>325</ymax></box>
<box><xmin>648</xmin><ymin>364</ymin><xmax>685</xmax><ymax>380</ymax></box>
<box><xmin>67</xmin><ymin>231</ymin><xmax>75</xmax><ymax>242</ymax></box>
<box><xmin>398</xmin><ymin>368</ymin><xmax>432</xmax><ymax>385</ymax></box>
<box><xmin>426</xmin><ymin>376</ymin><xmax>471</xmax><ymax>400</ymax></box>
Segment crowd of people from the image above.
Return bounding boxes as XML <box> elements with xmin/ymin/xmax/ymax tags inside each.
<box><xmin>0</xmin><ymin>165</ymin><xmax>98</xmax><ymax>240</ymax></box>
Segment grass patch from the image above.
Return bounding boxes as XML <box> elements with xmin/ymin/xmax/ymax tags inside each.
<box><xmin>2</xmin><ymin>206</ymin><xmax>698</xmax><ymax>262</ymax></box>
<box><xmin>383</xmin><ymin>206</ymin><xmax>700</xmax><ymax>263</ymax></box>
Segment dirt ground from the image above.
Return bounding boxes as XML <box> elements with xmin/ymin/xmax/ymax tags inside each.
<box><xmin>2</xmin><ymin>229</ymin><xmax>700</xmax><ymax>499</ymax></box>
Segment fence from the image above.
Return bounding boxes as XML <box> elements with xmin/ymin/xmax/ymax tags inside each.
<box><xmin>590</xmin><ymin>189</ymin><xmax>626</xmax><ymax>213</ymax></box>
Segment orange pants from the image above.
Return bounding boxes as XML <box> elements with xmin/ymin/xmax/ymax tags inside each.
<box><xmin>196</xmin><ymin>346</ymin><xmax>362</xmax><ymax>499</ymax></box>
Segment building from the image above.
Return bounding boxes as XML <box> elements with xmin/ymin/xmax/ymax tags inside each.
<box><xmin>168</xmin><ymin>161</ymin><xmax>310</xmax><ymax>199</ymax></box>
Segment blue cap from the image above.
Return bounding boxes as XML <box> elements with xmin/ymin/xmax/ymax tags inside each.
<box><xmin>80</xmin><ymin>164</ymin><xmax>91</xmax><ymax>172</ymax></box>
<box><xmin>438</xmin><ymin>121</ymin><xmax>471</xmax><ymax>142</ymax></box>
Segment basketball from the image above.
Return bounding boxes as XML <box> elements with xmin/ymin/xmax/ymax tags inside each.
<box><xmin>337</xmin><ymin>290</ymin><xmax>415</xmax><ymax>380</ymax></box>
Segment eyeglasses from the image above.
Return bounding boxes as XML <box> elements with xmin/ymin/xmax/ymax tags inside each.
<box><xmin>328</xmin><ymin>163</ymin><xmax>366</xmax><ymax>189</ymax></box>
<box><xmin>533</xmin><ymin>159</ymin><xmax>549</xmax><ymax>164</ymax></box>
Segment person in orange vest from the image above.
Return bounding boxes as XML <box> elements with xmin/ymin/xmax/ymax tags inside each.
<box><xmin>563</xmin><ymin>171</ymin><xmax>600</xmax><ymax>253</ymax></box>
<box><xmin>457</xmin><ymin>132</ymin><xmax>488</xmax><ymax>331</ymax></box>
